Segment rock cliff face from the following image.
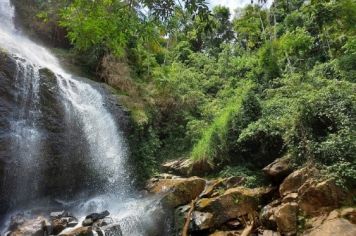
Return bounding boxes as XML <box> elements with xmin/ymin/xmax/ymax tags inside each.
<box><xmin>0</xmin><ymin>51</ymin><xmax>129</xmax><ymax>215</ymax></box>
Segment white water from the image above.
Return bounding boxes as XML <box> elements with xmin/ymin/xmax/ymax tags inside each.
<box><xmin>0</xmin><ymin>0</ymin><xmax>168</xmax><ymax>235</ymax></box>
<box><xmin>0</xmin><ymin>0</ymin><xmax>128</xmax><ymax>192</ymax></box>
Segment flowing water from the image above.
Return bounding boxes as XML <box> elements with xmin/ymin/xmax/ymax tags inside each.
<box><xmin>0</xmin><ymin>0</ymin><xmax>169</xmax><ymax>234</ymax></box>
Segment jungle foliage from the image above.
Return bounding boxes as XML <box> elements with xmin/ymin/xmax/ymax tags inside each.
<box><xmin>34</xmin><ymin>0</ymin><xmax>355</xmax><ymax>187</ymax></box>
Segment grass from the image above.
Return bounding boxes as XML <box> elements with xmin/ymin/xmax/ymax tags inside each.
<box><xmin>191</xmin><ymin>81</ymin><xmax>255</xmax><ymax>164</ymax></box>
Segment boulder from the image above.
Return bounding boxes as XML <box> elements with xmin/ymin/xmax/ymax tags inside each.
<box><xmin>82</xmin><ymin>218</ymin><xmax>94</xmax><ymax>227</ymax></box>
<box><xmin>100</xmin><ymin>224</ymin><xmax>123</xmax><ymax>236</ymax></box>
<box><xmin>274</xmin><ymin>202</ymin><xmax>298</xmax><ymax>235</ymax></box>
<box><xmin>92</xmin><ymin>217</ymin><xmax>114</xmax><ymax>227</ymax></box>
<box><xmin>200</xmin><ymin>177</ymin><xmax>245</xmax><ymax>199</ymax></box>
<box><xmin>162</xmin><ymin>159</ymin><xmax>192</xmax><ymax>176</ymax></box>
<box><xmin>305</xmin><ymin>207</ymin><xmax>356</xmax><ymax>230</ymax></box>
<box><xmin>224</xmin><ymin>219</ymin><xmax>242</xmax><ymax>229</ymax></box>
<box><xmin>263</xmin><ymin>157</ymin><xmax>292</xmax><ymax>182</ymax></box>
<box><xmin>279</xmin><ymin>167</ymin><xmax>319</xmax><ymax>197</ymax></box>
<box><xmin>173</xmin><ymin>204</ymin><xmax>191</xmax><ymax>235</ymax></box>
<box><xmin>223</xmin><ymin>176</ymin><xmax>245</xmax><ymax>189</ymax></box>
<box><xmin>304</xmin><ymin>218</ymin><xmax>356</xmax><ymax>236</ymax></box>
<box><xmin>340</xmin><ymin>207</ymin><xmax>356</xmax><ymax>224</ymax></box>
<box><xmin>50</xmin><ymin>210</ymin><xmax>78</xmax><ymax>234</ymax></box>
<box><xmin>50</xmin><ymin>211</ymin><xmax>68</xmax><ymax>219</ymax></box>
<box><xmin>197</xmin><ymin>187</ymin><xmax>273</xmax><ymax>227</ymax></box>
<box><xmin>201</xmin><ymin>179</ymin><xmax>225</xmax><ymax>198</ymax></box>
<box><xmin>146</xmin><ymin>177</ymin><xmax>206</xmax><ymax>207</ymax></box>
<box><xmin>52</xmin><ymin>217</ymin><xmax>78</xmax><ymax>234</ymax></box>
<box><xmin>6</xmin><ymin>215</ymin><xmax>51</xmax><ymax>236</ymax></box>
<box><xmin>282</xmin><ymin>193</ymin><xmax>298</xmax><ymax>203</ymax></box>
<box><xmin>262</xmin><ymin>230</ymin><xmax>281</xmax><ymax>236</ymax></box>
<box><xmin>191</xmin><ymin>211</ymin><xmax>214</xmax><ymax>231</ymax></box>
<box><xmin>260</xmin><ymin>199</ymin><xmax>281</xmax><ymax>230</ymax></box>
<box><xmin>59</xmin><ymin>226</ymin><xmax>94</xmax><ymax>236</ymax></box>
<box><xmin>298</xmin><ymin>179</ymin><xmax>345</xmax><ymax>216</ymax></box>
<box><xmin>153</xmin><ymin>173</ymin><xmax>179</xmax><ymax>179</ymax></box>
<box><xmin>82</xmin><ymin>210</ymin><xmax>110</xmax><ymax>226</ymax></box>
<box><xmin>161</xmin><ymin>159</ymin><xmax>213</xmax><ymax>176</ymax></box>
<box><xmin>209</xmin><ymin>230</ymin><xmax>242</xmax><ymax>236</ymax></box>
<box><xmin>8</xmin><ymin>213</ymin><xmax>26</xmax><ymax>231</ymax></box>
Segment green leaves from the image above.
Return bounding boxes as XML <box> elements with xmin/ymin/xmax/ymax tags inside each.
<box><xmin>47</xmin><ymin>0</ymin><xmax>356</xmax><ymax>181</ymax></box>
<box><xmin>278</xmin><ymin>27</ymin><xmax>313</xmax><ymax>56</ymax></box>
<box><xmin>60</xmin><ymin>0</ymin><xmax>149</xmax><ymax>57</ymax></box>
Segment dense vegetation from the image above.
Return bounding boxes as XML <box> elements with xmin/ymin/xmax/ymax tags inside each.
<box><xmin>22</xmin><ymin>0</ymin><xmax>355</xmax><ymax>188</ymax></box>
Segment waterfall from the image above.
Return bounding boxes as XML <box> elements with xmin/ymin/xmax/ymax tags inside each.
<box><xmin>0</xmin><ymin>0</ymin><xmax>170</xmax><ymax>235</ymax></box>
<box><xmin>0</xmin><ymin>0</ymin><xmax>129</xmax><ymax>196</ymax></box>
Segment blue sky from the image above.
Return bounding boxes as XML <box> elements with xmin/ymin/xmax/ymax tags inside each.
<box><xmin>209</xmin><ymin>0</ymin><xmax>273</xmax><ymax>11</ymax></box>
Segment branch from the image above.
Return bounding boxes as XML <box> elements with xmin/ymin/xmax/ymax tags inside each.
<box><xmin>241</xmin><ymin>220</ymin><xmax>254</xmax><ymax>236</ymax></box>
<box><xmin>181</xmin><ymin>198</ymin><xmax>198</xmax><ymax>236</ymax></box>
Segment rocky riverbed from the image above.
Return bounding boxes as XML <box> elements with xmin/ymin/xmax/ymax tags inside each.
<box><xmin>147</xmin><ymin>158</ymin><xmax>356</xmax><ymax>236</ymax></box>
<box><xmin>4</xmin><ymin>159</ymin><xmax>356</xmax><ymax>236</ymax></box>
<box><xmin>4</xmin><ymin>209</ymin><xmax>122</xmax><ymax>236</ymax></box>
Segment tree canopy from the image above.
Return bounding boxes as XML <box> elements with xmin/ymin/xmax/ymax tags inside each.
<box><xmin>34</xmin><ymin>0</ymin><xmax>356</xmax><ymax>187</ymax></box>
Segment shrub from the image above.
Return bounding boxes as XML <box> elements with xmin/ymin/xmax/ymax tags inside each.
<box><xmin>288</xmin><ymin>81</ymin><xmax>355</xmax><ymax>165</ymax></box>
<box><xmin>190</xmin><ymin>81</ymin><xmax>256</xmax><ymax>165</ymax></box>
<box><xmin>235</xmin><ymin>120</ymin><xmax>284</xmax><ymax>168</ymax></box>
<box><xmin>218</xmin><ymin>165</ymin><xmax>267</xmax><ymax>188</ymax></box>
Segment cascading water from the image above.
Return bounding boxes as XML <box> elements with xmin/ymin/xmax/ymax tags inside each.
<box><xmin>0</xmin><ymin>0</ymin><xmax>170</xmax><ymax>235</ymax></box>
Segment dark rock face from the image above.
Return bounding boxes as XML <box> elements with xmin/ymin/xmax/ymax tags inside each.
<box><xmin>0</xmin><ymin>51</ymin><xmax>20</xmax><ymax>214</ymax></box>
<box><xmin>0</xmin><ymin>51</ymin><xmax>130</xmax><ymax>215</ymax></box>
